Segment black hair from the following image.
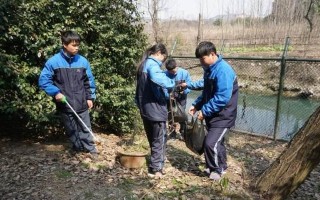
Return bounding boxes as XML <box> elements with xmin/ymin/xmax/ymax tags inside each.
<box><xmin>195</xmin><ymin>41</ymin><xmax>217</xmax><ymax>58</ymax></box>
<box><xmin>142</xmin><ymin>43</ymin><xmax>167</xmax><ymax>61</ymax></box>
<box><xmin>165</xmin><ymin>58</ymin><xmax>177</xmax><ymax>70</ymax></box>
<box><xmin>137</xmin><ymin>43</ymin><xmax>168</xmax><ymax>76</ymax></box>
<box><xmin>61</xmin><ymin>31</ymin><xmax>81</xmax><ymax>45</ymax></box>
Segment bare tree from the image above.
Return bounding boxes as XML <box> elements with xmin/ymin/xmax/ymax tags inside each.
<box><xmin>304</xmin><ymin>0</ymin><xmax>315</xmax><ymax>33</ymax></box>
<box><xmin>144</xmin><ymin>0</ymin><xmax>166</xmax><ymax>43</ymax></box>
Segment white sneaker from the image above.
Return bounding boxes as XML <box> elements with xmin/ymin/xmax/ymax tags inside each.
<box><xmin>147</xmin><ymin>171</ymin><xmax>164</xmax><ymax>179</ymax></box>
<box><xmin>209</xmin><ymin>172</ymin><xmax>221</xmax><ymax>181</ymax></box>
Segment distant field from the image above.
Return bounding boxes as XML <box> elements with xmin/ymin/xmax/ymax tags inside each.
<box><xmin>143</xmin><ymin>19</ymin><xmax>320</xmax><ymax>58</ymax></box>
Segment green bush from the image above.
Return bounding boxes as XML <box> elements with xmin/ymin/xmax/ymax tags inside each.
<box><xmin>0</xmin><ymin>0</ymin><xmax>147</xmax><ymax>136</ymax></box>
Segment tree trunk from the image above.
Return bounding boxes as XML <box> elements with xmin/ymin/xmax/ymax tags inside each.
<box><xmin>255</xmin><ymin>106</ymin><xmax>320</xmax><ymax>200</ymax></box>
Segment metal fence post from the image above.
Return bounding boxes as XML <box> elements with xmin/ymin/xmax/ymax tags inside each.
<box><xmin>220</xmin><ymin>39</ymin><xmax>225</xmax><ymax>55</ymax></box>
<box><xmin>273</xmin><ymin>37</ymin><xmax>290</xmax><ymax>140</ymax></box>
<box><xmin>169</xmin><ymin>38</ymin><xmax>177</xmax><ymax>57</ymax></box>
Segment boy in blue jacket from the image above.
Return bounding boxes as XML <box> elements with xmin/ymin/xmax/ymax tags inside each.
<box><xmin>39</xmin><ymin>31</ymin><xmax>98</xmax><ymax>157</ymax></box>
<box><xmin>187</xmin><ymin>41</ymin><xmax>239</xmax><ymax>181</ymax></box>
<box><xmin>165</xmin><ymin>58</ymin><xmax>191</xmax><ymax>140</ymax></box>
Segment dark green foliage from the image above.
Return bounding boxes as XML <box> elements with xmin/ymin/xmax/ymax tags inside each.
<box><xmin>212</xmin><ymin>19</ymin><xmax>222</xmax><ymax>26</ymax></box>
<box><xmin>0</xmin><ymin>0</ymin><xmax>147</xmax><ymax>136</ymax></box>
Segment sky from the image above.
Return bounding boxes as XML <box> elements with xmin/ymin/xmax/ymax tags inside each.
<box><xmin>138</xmin><ymin>0</ymin><xmax>274</xmax><ymax>20</ymax></box>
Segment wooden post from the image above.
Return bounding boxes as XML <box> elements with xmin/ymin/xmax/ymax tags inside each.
<box><xmin>196</xmin><ymin>13</ymin><xmax>202</xmax><ymax>45</ymax></box>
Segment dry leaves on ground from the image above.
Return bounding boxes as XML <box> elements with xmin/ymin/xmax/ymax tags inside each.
<box><xmin>1</xmin><ymin>131</ymin><xmax>320</xmax><ymax>199</ymax></box>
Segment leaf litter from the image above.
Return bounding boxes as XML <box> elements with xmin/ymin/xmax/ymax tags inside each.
<box><xmin>0</xmin><ymin>131</ymin><xmax>320</xmax><ymax>199</ymax></box>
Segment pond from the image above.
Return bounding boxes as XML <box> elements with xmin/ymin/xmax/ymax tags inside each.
<box><xmin>186</xmin><ymin>91</ymin><xmax>320</xmax><ymax>141</ymax></box>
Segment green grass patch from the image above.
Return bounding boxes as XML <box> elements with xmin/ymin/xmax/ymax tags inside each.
<box><xmin>84</xmin><ymin>191</ymin><xmax>94</xmax><ymax>199</ymax></box>
<box><xmin>223</xmin><ymin>45</ymin><xmax>292</xmax><ymax>53</ymax></box>
<box><xmin>55</xmin><ymin>169</ymin><xmax>73</xmax><ymax>179</ymax></box>
<box><xmin>81</xmin><ymin>162</ymin><xmax>90</xmax><ymax>168</ymax></box>
<box><xmin>96</xmin><ymin>164</ymin><xmax>108</xmax><ymax>170</ymax></box>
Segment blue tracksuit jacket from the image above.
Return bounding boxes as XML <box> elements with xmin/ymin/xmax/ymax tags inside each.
<box><xmin>193</xmin><ymin>55</ymin><xmax>238</xmax><ymax>127</ymax></box>
<box><xmin>165</xmin><ymin>67</ymin><xmax>191</xmax><ymax>102</ymax></box>
<box><xmin>136</xmin><ymin>57</ymin><xmax>175</xmax><ymax>121</ymax></box>
<box><xmin>38</xmin><ymin>49</ymin><xmax>96</xmax><ymax>113</ymax></box>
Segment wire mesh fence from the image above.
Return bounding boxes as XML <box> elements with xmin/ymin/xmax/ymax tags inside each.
<box><xmin>172</xmin><ymin>56</ymin><xmax>320</xmax><ymax>141</ymax></box>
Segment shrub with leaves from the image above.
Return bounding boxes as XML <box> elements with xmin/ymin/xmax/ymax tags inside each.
<box><xmin>0</xmin><ymin>0</ymin><xmax>147</xmax><ymax>136</ymax></box>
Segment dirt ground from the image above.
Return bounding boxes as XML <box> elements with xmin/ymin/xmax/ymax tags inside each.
<box><xmin>1</xmin><ymin>130</ymin><xmax>320</xmax><ymax>200</ymax></box>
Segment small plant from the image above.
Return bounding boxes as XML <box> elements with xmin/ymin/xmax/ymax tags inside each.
<box><xmin>219</xmin><ymin>177</ymin><xmax>230</xmax><ymax>192</ymax></box>
<box><xmin>198</xmin><ymin>164</ymin><xmax>206</xmax><ymax>172</ymax></box>
<box><xmin>172</xmin><ymin>178</ymin><xmax>184</xmax><ymax>187</ymax></box>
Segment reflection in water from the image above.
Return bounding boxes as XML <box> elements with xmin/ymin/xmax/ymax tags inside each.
<box><xmin>186</xmin><ymin>91</ymin><xmax>320</xmax><ymax>141</ymax></box>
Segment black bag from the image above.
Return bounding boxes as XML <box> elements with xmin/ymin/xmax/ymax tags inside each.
<box><xmin>185</xmin><ymin>117</ymin><xmax>207</xmax><ymax>155</ymax></box>
<box><xmin>168</xmin><ymin>99</ymin><xmax>188</xmax><ymax>122</ymax></box>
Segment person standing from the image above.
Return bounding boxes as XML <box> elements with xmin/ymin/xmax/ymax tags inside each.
<box><xmin>39</xmin><ymin>31</ymin><xmax>98</xmax><ymax>157</ymax></box>
<box><xmin>135</xmin><ymin>43</ymin><xmax>175</xmax><ymax>179</ymax></box>
<box><xmin>187</xmin><ymin>41</ymin><xmax>238</xmax><ymax>181</ymax></box>
<box><xmin>165</xmin><ymin>58</ymin><xmax>191</xmax><ymax>140</ymax></box>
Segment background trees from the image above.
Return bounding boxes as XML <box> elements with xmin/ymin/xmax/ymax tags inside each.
<box><xmin>0</xmin><ymin>0</ymin><xmax>147</xmax><ymax>136</ymax></box>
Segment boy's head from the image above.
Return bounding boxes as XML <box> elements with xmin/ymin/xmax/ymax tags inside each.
<box><xmin>165</xmin><ymin>58</ymin><xmax>177</xmax><ymax>74</ymax></box>
<box><xmin>195</xmin><ymin>41</ymin><xmax>217</xmax><ymax>67</ymax></box>
<box><xmin>61</xmin><ymin>31</ymin><xmax>81</xmax><ymax>56</ymax></box>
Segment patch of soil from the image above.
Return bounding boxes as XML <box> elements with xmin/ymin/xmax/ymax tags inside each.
<box><xmin>1</xmin><ymin>131</ymin><xmax>319</xmax><ymax>199</ymax></box>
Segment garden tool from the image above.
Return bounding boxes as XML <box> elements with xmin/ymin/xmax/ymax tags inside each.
<box><xmin>62</xmin><ymin>96</ymin><xmax>100</xmax><ymax>143</ymax></box>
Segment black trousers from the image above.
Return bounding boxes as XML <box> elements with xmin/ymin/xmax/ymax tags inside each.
<box><xmin>204</xmin><ymin>127</ymin><xmax>229</xmax><ymax>174</ymax></box>
<box><xmin>60</xmin><ymin>110</ymin><xmax>97</xmax><ymax>153</ymax></box>
<box><xmin>142</xmin><ymin>118</ymin><xmax>167</xmax><ymax>172</ymax></box>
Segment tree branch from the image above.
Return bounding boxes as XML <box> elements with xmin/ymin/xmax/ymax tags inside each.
<box><xmin>304</xmin><ymin>0</ymin><xmax>314</xmax><ymax>33</ymax></box>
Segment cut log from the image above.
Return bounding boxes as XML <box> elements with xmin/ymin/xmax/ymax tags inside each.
<box><xmin>255</xmin><ymin>106</ymin><xmax>320</xmax><ymax>200</ymax></box>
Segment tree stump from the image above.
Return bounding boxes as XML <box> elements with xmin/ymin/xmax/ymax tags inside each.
<box><xmin>255</xmin><ymin>106</ymin><xmax>320</xmax><ymax>200</ymax></box>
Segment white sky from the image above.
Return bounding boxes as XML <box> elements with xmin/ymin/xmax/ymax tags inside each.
<box><xmin>138</xmin><ymin>0</ymin><xmax>274</xmax><ymax>20</ymax></box>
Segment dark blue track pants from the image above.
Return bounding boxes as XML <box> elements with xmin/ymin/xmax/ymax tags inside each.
<box><xmin>204</xmin><ymin>127</ymin><xmax>229</xmax><ymax>174</ymax></box>
<box><xmin>142</xmin><ymin>118</ymin><xmax>167</xmax><ymax>172</ymax></box>
<box><xmin>60</xmin><ymin>110</ymin><xmax>97</xmax><ymax>153</ymax></box>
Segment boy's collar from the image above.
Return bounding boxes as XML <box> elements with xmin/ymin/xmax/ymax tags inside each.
<box><xmin>203</xmin><ymin>54</ymin><xmax>222</xmax><ymax>71</ymax></box>
<box><xmin>60</xmin><ymin>49</ymin><xmax>75</xmax><ymax>61</ymax></box>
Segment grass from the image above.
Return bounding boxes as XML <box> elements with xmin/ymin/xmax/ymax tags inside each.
<box><xmin>96</xmin><ymin>164</ymin><xmax>108</xmax><ymax>170</ymax></box>
<box><xmin>81</xmin><ymin>162</ymin><xmax>90</xmax><ymax>168</ymax></box>
<box><xmin>222</xmin><ymin>45</ymin><xmax>292</xmax><ymax>54</ymax></box>
<box><xmin>54</xmin><ymin>169</ymin><xmax>73</xmax><ymax>179</ymax></box>
<box><xmin>219</xmin><ymin>177</ymin><xmax>230</xmax><ymax>192</ymax></box>
<box><xmin>84</xmin><ymin>191</ymin><xmax>94</xmax><ymax>199</ymax></box>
